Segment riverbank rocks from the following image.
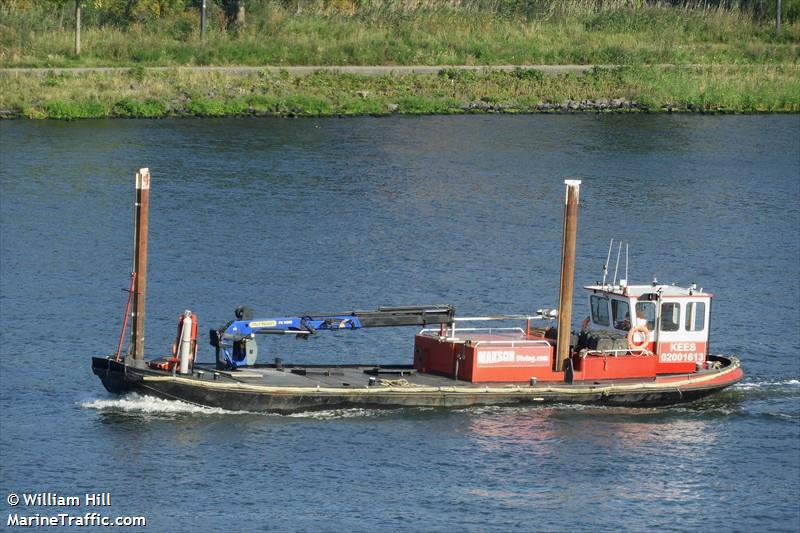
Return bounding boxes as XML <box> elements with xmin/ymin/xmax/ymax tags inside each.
<box><xmin>462</xmin><ymin>98</ymin><xmax>645</xmax><ymax>113</ymax></box>
<box><xmin>552</xmin><ymin>98</ymin><xmax>643</xmax><ymax>111</ymax></box>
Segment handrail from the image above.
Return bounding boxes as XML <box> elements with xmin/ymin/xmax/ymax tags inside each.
<box><xmin>581</xmin><ymin>349</ymin><xmax>653</xmax><ymax>358</ymax></box>
<box><xmin>470</xmin><ymin>339</ymin><xmax>552</xmax><ymax>348</ymax></box>
<box><xmin>419</xmin><ymin>326</ymin><xmax>527</xmax><ymax>336</ymax></box>
<box><xmin>453</xmin><ymin>315</ymin><xmax>542</xmax><ymax>322</ymax></box>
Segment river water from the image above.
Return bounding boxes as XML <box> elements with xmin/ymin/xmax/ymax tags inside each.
<box><xmin>1</xmin><ymin>115</ymin><xmax>798</xmax><ymax>532</ymax></box>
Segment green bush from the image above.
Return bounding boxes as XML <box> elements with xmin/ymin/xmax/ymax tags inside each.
<box><xmin>43</xmin><ymin>99</ymin><xmax>109</xmax><ymax>119</ymax></box>
<box><xmin>113</xmin><ymin>97</ymin><xmax>167</xmax><ymax>117</ymax></box>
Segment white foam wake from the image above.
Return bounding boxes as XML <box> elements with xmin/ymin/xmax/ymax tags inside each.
<box><xmin>81</xmin><ymin>395</ymin><xmax>388</xmax><ymax>418</ymax></box>
<box><xmin>733</xmin><ymin>379</ymin><xmax>800</xmax><ymax>390</ymax></box>
<box><xmin>80</xmin><ymin>393</ymin><xmax>249</xmax><ymax>415</ymax></box>
<box><xmin>286</xmin><ymin>408</ymin><xmax>394</xmax><ymax>419</ymax></box>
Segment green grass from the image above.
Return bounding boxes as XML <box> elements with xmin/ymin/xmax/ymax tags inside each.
<box><xmin>1</xmin><ymin>65</ymin><xmax>797</xmax><ymax>119</ymax></box>
<box><xmin>0</xmin><ymin>1</ymin><xmax>797</xmax><ymax>67</ymax></box>
<box><xmin>2</xmin><ymin>1</ymin><xmax>796</xmax><ymax>118</ymax></box>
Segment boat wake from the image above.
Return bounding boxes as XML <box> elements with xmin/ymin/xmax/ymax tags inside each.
<box><xmin>81</xmin><ymin>394</ymin><xmax>397</xmax><ymax>419</ymax></box>
<box><xmin>285</xmin><ymin>408</ymin><xmax>402</xmax><ymax>420</ymax></box>
<box><xmin>732</xmin><ymin>378</ymin><xmax>799</xmax><ymax>391</ymax></box>
<box><xmin>80</xmin><ymin>393</ymin><xmax>251</xmax><ymax>416</ymax></box>
<box><xmin>717</xmin><ymin>378</ymin><xmax>800</xmax><ymax>404</ymax></box>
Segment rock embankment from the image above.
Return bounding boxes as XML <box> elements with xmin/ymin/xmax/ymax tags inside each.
<box><xmin>464</xmin><ymin>98</ymin><xmax>644</xmax><ymax>112</ymax></box>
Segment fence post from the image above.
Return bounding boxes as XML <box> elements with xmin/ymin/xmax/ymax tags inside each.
<box><xmin>74</xmin><ymin>0</ymin><xmax>81</xmax><ymax>55</ymax></box>
<box><xmin>200</xmin><ymin>0</ymin><xmax>207</xmax><ymax>39</ymax></box>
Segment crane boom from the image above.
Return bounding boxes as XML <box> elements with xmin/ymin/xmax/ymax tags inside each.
<box><xmin>210</xmin><ymin>305</ymin><xmax>455</xmax><ymax>369</ymax></box>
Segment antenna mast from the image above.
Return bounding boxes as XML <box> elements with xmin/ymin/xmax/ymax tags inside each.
<box><xmin>624</xmin><ymin>243</ymin><xmax>629</xmax><ymax>284</ymax></box>
<box><xmin>602</xmin><ymin>239</ymin><xmax>613</xmax><ymax>287</ymax></box>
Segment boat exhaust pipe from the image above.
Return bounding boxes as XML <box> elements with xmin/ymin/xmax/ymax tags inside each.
<box><xmin>130</xmin><ymin>168</ymin><xmax>150</xmax><ymax>364</ymax></box>
<box><xmin>555</xmin><ymin>179</ymin><xmax>581</xmax><ymax>372</ymax></box>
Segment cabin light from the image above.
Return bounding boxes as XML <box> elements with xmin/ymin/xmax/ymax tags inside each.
<box><xmin>652</xmin><ymin>277</ymin><xmax>658</xmax><ymax>286</ymax></box>
<box><xmin>620</xmin><ymin>279</ymin><xmax>627</xmax><ymax>288</ymax></box>
<box><xmin>691</xmin><ymin>282</ymin><xmax>697</xmax><ymax>290</ymax></box>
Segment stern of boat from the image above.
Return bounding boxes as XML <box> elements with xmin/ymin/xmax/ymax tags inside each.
<box><xmin>91</xmin><ymin>357</ymin><xmax>137</xmax><ymax>394</ymax></box>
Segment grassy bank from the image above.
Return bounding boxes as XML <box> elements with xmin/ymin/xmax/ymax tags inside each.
<box><xmin>2</xmin><ymin>1</ymin><xmax>797</xmax><ymax>118</ymax></box>
<box><xmin>1</xmin><ymin>1</ymin><xmax>798</xmax><ymax>67</ymax></box>
<box><xmin>1</xmin><ymin>65</ymin><xmax>797</xmax><ymax>119</ymax></box>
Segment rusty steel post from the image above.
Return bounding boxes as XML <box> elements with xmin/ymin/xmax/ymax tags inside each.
<box><xmin>555</xmin><ymin>179</ymin><xmax>581</xmax><ymax>371</ymax></box>
<box><xmin>130</xmin><ymin>168</ymin><xmax>150</xmax><ymax>361</ymax></box>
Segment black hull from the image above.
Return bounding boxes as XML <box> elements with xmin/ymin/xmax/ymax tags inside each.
<box><xmin>92</xmin><ymin>355</ymin><xmax>743</xmax><ymax>413</ymax></box>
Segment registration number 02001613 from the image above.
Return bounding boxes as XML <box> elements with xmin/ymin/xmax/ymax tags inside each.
<box><xmin>659</xmin><ymin>351</ymin><xmax>705</xmax><ymax>363</ymax></box>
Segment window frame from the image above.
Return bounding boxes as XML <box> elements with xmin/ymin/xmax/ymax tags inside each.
<box><xmin>590</xmin><ymin>295</ymin><xmax>610</xmax><ymax>327</ymax></box>
<box><xmin>685</xmin><ymin>301</ymin><xmax>706</xmax><ymax>332</ymax></box>
<box><xmin>634</xmin><ymin>301</ymin><xmax>656</xmax><ymax>331</ymax></box>
<box><xmin>611</xmin><ymin>298</ymin><xmax>631</xmax><ymax>331</ymax></box>
<box><xmin>660</xmin><ymin>302</ymin><xmax>681</xmax><ymax>332</ymax></box>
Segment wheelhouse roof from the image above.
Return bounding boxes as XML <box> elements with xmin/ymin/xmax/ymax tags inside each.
<box><xmin>583</xmin><ymin>283</ymin><xmax>713</xmax><ymax>299</ymax></box>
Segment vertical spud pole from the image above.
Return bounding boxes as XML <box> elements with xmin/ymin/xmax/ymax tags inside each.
<box><xmin>555</xmin><ymin>179</ymin><xmax>581</xmax><ymax>372</ymax></box>
<box><xmin>131</xmin><ymin>168</ymin><xmax>150</xmax><ymax>361</ymax></box>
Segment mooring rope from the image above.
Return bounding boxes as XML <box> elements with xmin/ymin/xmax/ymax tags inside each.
<box><xmin>378</xmin><ymin>378</ymin><xmax>422</xmax><ymax>387</ymax></box>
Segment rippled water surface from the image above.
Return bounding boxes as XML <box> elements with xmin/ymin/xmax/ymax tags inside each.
<box><xmin>1</xmin><ymin>115</ymin><xmax>799</xmax><ymax>531</ymax></box>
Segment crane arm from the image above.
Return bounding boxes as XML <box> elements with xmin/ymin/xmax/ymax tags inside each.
<box><xmin>210</xmin><ymin>305</ymin><xmax>455</xmax><ymax>369</ymax></box>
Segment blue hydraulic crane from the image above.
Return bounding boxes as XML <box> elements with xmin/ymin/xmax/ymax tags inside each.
<box><xmin>210</xmin><ymin>305</ymin><xmax>455</xmax><ymax>369</ymax></box>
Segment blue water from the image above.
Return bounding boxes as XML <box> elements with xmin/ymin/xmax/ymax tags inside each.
<box><xmin>1</xmin><ymin>115</ymin><xmax>798</xmax><ymax>532</ymax></box>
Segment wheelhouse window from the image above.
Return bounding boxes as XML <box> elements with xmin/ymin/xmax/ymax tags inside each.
<box><xmin>661</xmin><ymin>302</ymin><xmax>681</xmax><ymax>331</ymax></box>
<box><xmin>635</xmin><ymin>302</ymin><xmax>656</xmax><ymax>330</ymax></box>
<box><xmin>612</xmin><ymin>299</ymin><xmax>630</xmax><ymax>330</ymax></box>
<box><xmin>591</xmin><ymin>295</ymin><xmax>610</xmax><ymax>326</ymax></box>
<box><xmin>685</xmin><ymin>301</ymin><xmax>706</xmax><ymax>331</ymax></box>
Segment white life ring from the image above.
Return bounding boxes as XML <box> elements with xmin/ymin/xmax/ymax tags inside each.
<box><xmin>627</xmin><ymin>324</ymin><xmax>650</xmax><ymax>351</ymax></box>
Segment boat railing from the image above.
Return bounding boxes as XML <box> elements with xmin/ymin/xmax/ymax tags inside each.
<box><xmin>581</xmin><ymin>349</ymin><xmax>653</xmax><ymax>358</ymax></box>
<box><xmin>469</xmin><ymin>339</ymin><xmax>553</xmax><ymax>348</ymax></box>
<box><xmin>419</xmin><ymin>313</ymin><xmax>553</xmax><ymax>340</ymax></box>
<box><xmin>419</xmin><ymin>326</ymin><xmax>528</xmax><ymax>337</ymax></box>
<box><xmin>418</xmin><ymin>327</ymin><xmax>554</xmax><ymax>348</ymax></box>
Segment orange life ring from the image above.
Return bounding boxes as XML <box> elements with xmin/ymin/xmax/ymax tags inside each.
<box><xmin>627</xmin><ymin>324</ymin><xmax>650</xmax><ymax>351</ymax></box>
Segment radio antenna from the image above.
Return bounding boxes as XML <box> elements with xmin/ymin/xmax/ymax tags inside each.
<box><xmin>625</xmin><ymin>243</ymin><xmax>629</xmax><ymax>285</ymax></box>
<box><xmin>612</xmin><ymin>240</ymin><xmax>622</xmax><ymax>286</ymax></box>
<box><xmin>602</xmin><ymin>238</ymin><xmax>613</xmax><ymax>287</ymax></box>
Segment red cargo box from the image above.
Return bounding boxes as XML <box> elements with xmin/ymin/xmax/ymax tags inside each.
<box><xmin>413</xmin><ymin>334</ymin><xmax>457</xmax><ymax>376</ymax></box>
<box><xmin>414</xmin><ymin>334</ymin><xmax>562</xmax><ymax>383</ymax></box>
<box><xmin>460</xmin><ymin>339</ymin><xmax>559</xmax><ymax>382</ymax></box>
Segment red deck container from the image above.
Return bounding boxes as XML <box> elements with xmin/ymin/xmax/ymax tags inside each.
<box><xmin>413</xmin><ymin>333</ymin><xmax>564</xmax><ymax>383</ymax></box>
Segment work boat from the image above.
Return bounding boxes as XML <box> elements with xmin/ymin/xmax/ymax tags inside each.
<box><xmin>92</xmin><ymin>172</ymin><xmax>743</xmax><ymax>413</ymax></box>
